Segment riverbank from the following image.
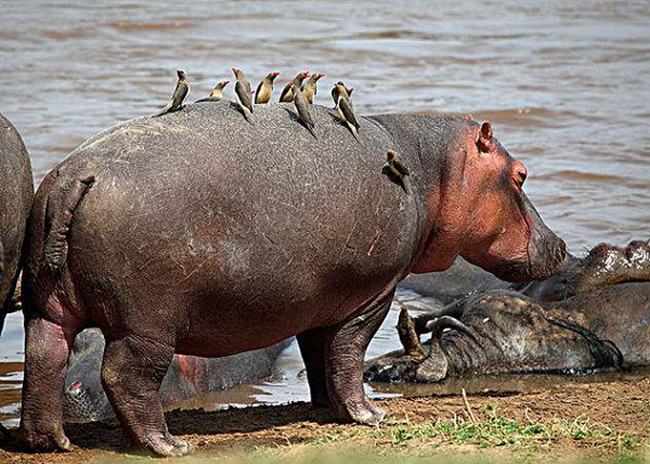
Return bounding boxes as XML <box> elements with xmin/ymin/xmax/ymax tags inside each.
<box><xmin>2</xmin><ymin>375</ymin><xmax>648</xmax><ymax>463</ymax></box>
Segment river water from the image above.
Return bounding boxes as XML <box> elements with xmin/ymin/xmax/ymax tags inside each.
<box><xmin>0</xmin><ymin>0</ymin><xmax>649</xmax><ymax>423</ymax></box>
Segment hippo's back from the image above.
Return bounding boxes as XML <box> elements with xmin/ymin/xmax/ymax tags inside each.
<box><xmin>0</xmin><ymin>113</ymin><xmax>33</xmax><ymax>317</ymax></box>
<box><xmin>60</xmin><ymin>102</ymin><xmax>401</xmax><ymax>229</ymax></box>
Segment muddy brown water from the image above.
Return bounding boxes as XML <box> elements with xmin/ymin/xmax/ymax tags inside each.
<box><xmin>0</xmin><ymin>1</ymin><xmax>649</xmax><ymax>427</ymax></box>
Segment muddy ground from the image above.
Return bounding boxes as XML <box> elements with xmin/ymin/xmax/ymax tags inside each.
<box><xmin>1</xmin><ymin>375</ymin><xmax>649</xmax><ymax>463</ymax></box>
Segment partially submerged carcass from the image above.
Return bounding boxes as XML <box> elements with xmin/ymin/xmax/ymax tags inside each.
<box><xmin>366</xmin><ymin>240</ymin><xmax>650</xmax><ymax>383</ymax></box>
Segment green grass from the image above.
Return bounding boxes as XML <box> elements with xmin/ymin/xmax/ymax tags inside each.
<box><xmin>98</xmin><ymin>404</ymin><xmax>649</xmax><ymax>464</ymax></box>
<box><xmin>308</xmin><ymin>404</ymin><xmax>639</xmax><ymax>453</ymax></box>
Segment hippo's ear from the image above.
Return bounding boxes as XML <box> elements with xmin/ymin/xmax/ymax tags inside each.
<box><xmin>476</xmin><ymin>121</ymin><xmax>495</xmax><ymax>153</ymax></box>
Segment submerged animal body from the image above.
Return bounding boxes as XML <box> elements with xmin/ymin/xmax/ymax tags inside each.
<box><xmin>366</xmin><ymin>240</ymin><xmax>650</xmax><ymax>383</ymax></box>
<box><xmin>63</xmin><ymin>329</ymin><xmax>290</xmax><ymax>424</ymax></box>
<box><xmin>17</xmin><ymin>103</ymin><xmax>564</xmax><ymax>456</ymax></box>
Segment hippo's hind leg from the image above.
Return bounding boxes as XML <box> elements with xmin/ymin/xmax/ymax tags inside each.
<box><xmin>16</xmin><ymin>316</ymin><xmax>77</xmax><ymax>451</ymax></box>
<box><xmin>323</xmin><ymin>291</ymin><xmax>394</xmax><ymax>425</ymax></box>
<box><xmin>100</xmin><ymin>333</ymin><xmax>189</xmax><ymax>457</ymax></box>
<box><xmin>297</xmin><ymin>328</ymin><xmax>330</xmax><ymax>408</ymax></box>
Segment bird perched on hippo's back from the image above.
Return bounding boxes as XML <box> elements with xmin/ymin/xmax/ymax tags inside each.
<box><xmin>383</xmin><ymin>149</ymin><xmax>411</xmax><ymax>194</ymax></box>
<box><xmin>154</xmin><ymin>69</ymin><xmax>189</xmax><ymax>117</ymax></box>
<box><xmin>209</xmin><ymin>80</ymin><xmax>230</xmax><ymax>99</ymax></box>
<box><xmin>279</xmin><ymin>71</ymin><xmax>310</xmax><ymax>103</ymax></box>
<box><xmin>290</xmin><ymin>83</ymin><xmax>317</xmax><ymax>139</ymax></box>
<box><xmin>331</xmin><ymin>81</ymin><xmax>353</xmax><ymax>108</ymax></box>
<box><xmin>195</xmin><ymin>79</ymin><xmax>230</xmax><ymax>103</ymax></box>
<box><xmin>254</xmin><ymin>71</ymin><xmax>280</xmax><ymax>104</ymax></box>
<box><xmin>333</xmin><ymin>81</ymin><xmax>360</xmax><ymax>138</ymax></box>
<box><xmin>232</xmin><ymin>67</ymin><xmax>254</xmax><ymax>123</ymax></box>
<box><xmin>301</xmin><ymin>73</ymin><xmax>325</xmax><ymax>104</ymax></box>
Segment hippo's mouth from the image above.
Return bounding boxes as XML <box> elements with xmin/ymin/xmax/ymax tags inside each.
<box><xmin>486</xmin><ymin>252</ymin><xmax>563</xmax><ymax>284</ymax></box>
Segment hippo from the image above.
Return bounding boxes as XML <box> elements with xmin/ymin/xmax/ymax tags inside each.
<box><xmin>366</xmin><ymin>240</ymin><xmax>650</xmax><ymax>383</ymax></box>
<box><xmin>0</xmin><ymin>113</ymin><xmax>33</xmax><ymax>333</ymax></box>
<box><xmin>63</xmin><ymin>329</ymin><xmax>290</xmax><ymax>423</ymax></box>
<box><xmin>16</xmin><ymin>101</ymin><xmax>565</xmax><ymax>456</ymax></box>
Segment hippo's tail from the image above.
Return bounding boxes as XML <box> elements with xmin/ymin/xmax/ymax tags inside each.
<box><xmin>43</xmin><ymin>173</ymin><xmax>95</xmax><ymax>271</ymax></box>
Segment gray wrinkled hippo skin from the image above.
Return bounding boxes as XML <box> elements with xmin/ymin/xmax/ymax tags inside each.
<box><xmin>17</xmin><ymin>102</ymin><xmax>564</xmax><ymax>456</ymax></box>
<box><xmin>0</xmin><ymin>113</ymin><xmax>33</xmax><ymax>334</ymax></box>
<box><xmin>367</xmin><ymin>240</ymin><xmax>650</xmax><ymax>383</ymax></box>
<box><xmin>63</xmin><ymin>329</ymin><xmax>290</xmax><ymax>424</ymax></box>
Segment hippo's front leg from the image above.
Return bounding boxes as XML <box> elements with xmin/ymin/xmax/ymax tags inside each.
<box><xmin>323</xmin><ymin>290</ymin><xmax>394</xmax><ymax>425</ymax></box>
<box><xmin>100</xmin><ymin>333</ymin><xmax>189</xmax><ymax>457</ymax></box>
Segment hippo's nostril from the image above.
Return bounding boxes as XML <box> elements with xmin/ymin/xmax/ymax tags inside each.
<box><xmin>512</xmin><ymin>161</ymin><xmax>528</xmax><ymax>188</ymax></box>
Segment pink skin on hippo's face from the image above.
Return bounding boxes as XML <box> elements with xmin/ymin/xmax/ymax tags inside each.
<box><xmin>412</xmin><ymin>121</ymin><xmax>566</xmax><ymax>282</ymax></box>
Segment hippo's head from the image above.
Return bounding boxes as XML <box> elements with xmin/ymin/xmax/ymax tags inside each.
<box><xmin>413</xmin><ymin>119</ymin><xmax>566</xmax><ymax>283</ymax></box>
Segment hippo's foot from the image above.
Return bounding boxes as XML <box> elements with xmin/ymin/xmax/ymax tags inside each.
<box><xmin>100</xmin><ymin>333</ymin><xmax>180</xmax><ymax>457</ymax></box>
<box><xmin>321</xmin><ymin>291</ymin><xmax>393</xmax><ymax>426</ymax></box>
<box><xmin>345</xmin><ymin>400</ymin><xmax>386</xmax><ymax>426</ymax></box>
<box><xmin>14</xmin><ymin>424</ymin><xmax>72</xmax><ymax>452</ymax></box>
<box><xmin>140</xmin><ymin>431</ymin><xmax>190</xmax><ymax>457</ymax></box>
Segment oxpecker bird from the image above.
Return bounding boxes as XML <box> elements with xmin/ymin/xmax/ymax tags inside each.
<box><xmin>383</xmin><ymin>149</ymin><xmax>411</xmax><ymax>193</ymax></box>
<box><xmin>254</xmin><ymin>71</ymin><xmax>280</xmax><ymax>104</ymax></box>
<box><xmin>334</xmin><ymin>82</ymin><xmax>360</xmax><ymax>137</ymax></box>
<box><xmin>301</xmin><ymin>73</ymin><xmax>325</xmax><ymax>104</ymax></box>
<box><xmin>232</xmin><ymin>67</ymin><xmax>254</xmax><ymax>122</ymax></box>
<box><xmin>291</xmin><ymin>83</ymin><xmax>317</xmax><ymax>139</ymax></box>
<box><xmin>331</xmin><ymin>81</ymin><xmax>354</xmax><ymax>108</ymax></box>
<box><xmin>279</xmin><ymin>71</ymin><xmax>310</xmax><ymax>103</ymax></box>
<box><xmin>195</xmin><ymin>79</ymin><xmax>230</xmax><ymax>103</ymax></box>
<box><xmin>154</xmin><ymin>69</ymin><xmax>189</xmax><ymax>117</ymax></box>
<box><xmin>210</xmin><ymin>79</ymin><xmax>230</xmax><ymax>99</ymax></box>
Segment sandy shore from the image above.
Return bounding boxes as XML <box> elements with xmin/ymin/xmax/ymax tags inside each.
<box><xmin>1</xmin><ymin>375</ymin><xmax>649</xmax><ymax>463</ymax></box>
